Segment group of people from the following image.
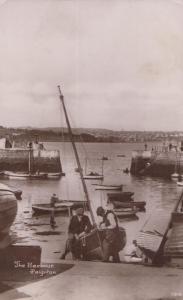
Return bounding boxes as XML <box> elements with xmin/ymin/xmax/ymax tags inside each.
<box><xmin>49</xmin><ymin>193</ymin><xmax>142</xmax><ymax>263</ymax></box>
<box><xmin>60</xmin><ymin>205</ymin><xmax>126</xmax><ymax>263</ymax></box>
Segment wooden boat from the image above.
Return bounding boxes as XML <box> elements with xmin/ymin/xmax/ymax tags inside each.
<box><xmin>177</xmin><ymin>181</ymin><xmax>183</xmax><ymax>186</ymax></box>
<box><xmin>114</xmin><ymin>208</ymin><xmax>138</xmax><ymax>219</ymax></box>
<box><xmin>0</xmin><ymin>141</ymin><xmax>63</xmax><ymax>179</ymax></box>
<box><xmin>112</xmin><ymin>200</ymin><xmax>146</xmax><ymax>211</ymax></box>
<box><xmin>2</xmin><ymin>171</ymin><xmax>48</xmax><ymax>180</ymax></box>
<box><xmin>58</xmin><ymin>200</ymin><xmax>89</xmax><ymax>211</ymax></box>
<box><xmin>0</xmin><ymin>183</ymin><xmax>22</xmax><ymax>200</ymax></box>
<box><xmin>0</xmin><ymin>183</ymin><xmax>19</xmax><ymax>248</ymax></box>
<box><xmin>58</xmin><ymin>86</ymin><xmax>126</xmax><ymax>260</ymax></box>
<box><xmin>83</xmin><ymin>173</ymin><xmax>104</xmax><ymax>180</ymax></box>
<box><xmin>107</xmin><ymin>192</ymin><xmax>134</xmax><ymax>202</ymax></box>
<box><xmin>32</xmin><ymin>202</ymin><xmax>73</xmax><ymax>215</ymax></box>
<box><xmin>83</xmin><ymin>157</ymin><xmax>104</xmax><ymax>180</ymax></box>
<box><xmin>79</xmin><ymin>227</ymin><xmax>126</xmax><ymax>260</ymax></box>
<box><xmin>93</xmin><ymin>184</ymin><xmax>123</xmax><ymax>191</ymax></box>
<box><xmin>46</xmin><ymin>172</ymin><xmax>65</xmax><ymax>179</ymax></box>
<box><xmin>171</xmin><ymin>173</ymin><xmax>179</xmax><ymax>179</ymax></box>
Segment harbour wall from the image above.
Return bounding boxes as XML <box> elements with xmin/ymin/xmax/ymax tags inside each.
<box><xmin>0</xmin><ymin>149</ymin><xmax>62</xmax><ymax>173</ymax></box>
<box><xmin>130</xmin><ymin>150</ymin><xmax>183</xmax><ymax>178</ymax></box>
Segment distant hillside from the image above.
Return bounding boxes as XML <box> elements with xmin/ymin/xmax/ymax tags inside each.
<box><xmin>0</xmin><ymin>126</ymin><xmax>183</xmax><ymax>143</ymax></box>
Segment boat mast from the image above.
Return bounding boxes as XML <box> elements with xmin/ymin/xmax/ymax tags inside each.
<box><xmin>58</xmin><ymin>85</ymin><xmax>96</xmax><ymax>225</ymax></box>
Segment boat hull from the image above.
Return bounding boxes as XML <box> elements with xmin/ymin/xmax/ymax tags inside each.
<box><xmin>0</xmin><ymin>190</ymin><xmax>17</xmax><ymax>248</ymax></box>
<box><xmin>80</xmin><ymin>227</ymin><xmax>126</xmax><ymax>260</ymax></box>
<box><xmin>32</xmin><ymin>203</ymin><xmax>73</xmax><ymax>215</ymax></box>
<box><xmin>93</xmin><ymin>184</ymin><xmax>122</xmax><ymax>191</ymax></box>
<box><xmin>107</xmin><ymin>192</ymin><xmax>134</xmax><ymax>202</ymax></box>
<box><xmin>112</xmin><ymin>200</ymin><xmax>146</xmax><ymax>211</ymax></box>
<box><xmin>83</xmin><ymin>175</ymin><xmax>104</xmax><ymax>180</ymax></box>
<box><xmin>114</xmin><ymin>208</ymin><xmax>138</xmax><ymax>218</ymax></box>
<box><xmin>2</xmin><ymin>171</ymin><xmax>48</xmax><ymax>180</ymax></box>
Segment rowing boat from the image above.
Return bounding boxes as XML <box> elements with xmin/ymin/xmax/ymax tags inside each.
<box><xmin>32</xmin><ymin>202</ymin><xmax>73</xmax><ymax>215</ymax></box>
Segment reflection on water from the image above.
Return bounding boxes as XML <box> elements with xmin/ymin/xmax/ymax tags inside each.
<box><xmin>4</xmin><ymin>142</ymin><xmax>182</xmax><ymax>261</ymax></box>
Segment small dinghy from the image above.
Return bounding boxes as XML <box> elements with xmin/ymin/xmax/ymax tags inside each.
<box><xmin>83</xmin><ymin>173</ymin><xmax>104</xmax><ymax>180</ymax></box>
<box><xmin>112</xmin><ymin>200</ymin><xmax>146</xmax><ymax>211</ymax></box>
<box><xmin>114</xmin><ymin>208</ymin><xmax>138</xmax><ymax>219</ymax></box>
<box><xmin>171</xmin><ymin>173</ymin><xmax>179</xmax><ymax>179</ymax></box>
<box><xmin>32</xmin><ymin>202</ymin><xmax>73</xmax><ymax>215</ymax></box>
<box><xmin>93</xmin><ymin>184</ymin><xmax>123</xmax><ymax>191</ymax></box>
<box><xmin>107</xmin><ymin>192</ymin><xmax>134</xmax><ymax>202</ymax></box>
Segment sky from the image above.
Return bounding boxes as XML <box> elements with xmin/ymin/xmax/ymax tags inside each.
<box><xmin>0</xmin><ymin>0</ymin><xmax>183</xmax><ymax>131</ymax></box>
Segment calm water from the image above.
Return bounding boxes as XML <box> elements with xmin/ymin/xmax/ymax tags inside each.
<box><xmin>5</xmin><ymin>142</ymin><xmax>182</xmax><ymax>261</ymax></box>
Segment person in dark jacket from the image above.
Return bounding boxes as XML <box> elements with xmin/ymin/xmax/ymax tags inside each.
<box><xmin>96</xmin><ymin>206</ymin><xmax>122</xmax><ymax>263</ymax></box>
<box><xmin>60</xmin><ymin>207</ymin><xmax>92</xmax><ymax>260</ymax></box>
<box><xmin>50</xmin><ymin>193</ymin><xmax>59</xmax><ymax>228</ymax></box>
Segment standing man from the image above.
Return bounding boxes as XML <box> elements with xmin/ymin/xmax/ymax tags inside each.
<box><xmin>60</xmin><ymin>207</ymin><xmax>92</xmax><ymax>260</ymax></box>
<box><xmin>96</xmin><ymin>206</ymin><xmax>123</xmax><ymax>263</ymax></box>
<box><xmin>50</xmin><ymin>193</ymin><xmax>58</xmax><ymax>228</ymax></box>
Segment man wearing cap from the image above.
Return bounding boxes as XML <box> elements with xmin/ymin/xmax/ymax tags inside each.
<box><xmin>96</xmin><ymin>206</ymin><xmax>121</xmax><ymax>263</ymax></box>
<box><xmin>60</xmin><ymin>207</ymin><xmax>92</xmax><ymax>260</ymax></box>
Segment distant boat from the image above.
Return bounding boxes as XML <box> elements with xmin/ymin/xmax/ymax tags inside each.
<box><xmin>117</xmin><ymin>154</ymin><xmax>126</xmax><ymax>158</ymax></box>
<box><xmin>2</xmin><ymin>171</ymin><xmax>48</xmax><ymax>180</ymax></box>
<box><xmin>83</xmin><ymin>156</ymin><xmax>105</xmax><ymax>180</ymax></box>
<box><xmin>0</xmin><ymin>137</ymin><xmax>63</xmax><ymax>178</ymax></box>
<box><xmin>83</xmin><ymin>172</ymin><xmax>104</xmax><ymax>180</ymax></box>
<box><xmin>171</xmin><ymin>173</ymin><xmax>179</xmax><ymax>179</ymax></box>
<box><xmin>93</xmin><ymin>184</ymin><xmax>123</xmax><ymax>191</ymax></box>
<box><xmin>47</xmin><ymin>172</ymin><xmax>64</xmax><ymax>179</ymax></box>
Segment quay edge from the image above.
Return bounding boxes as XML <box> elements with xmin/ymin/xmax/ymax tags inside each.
<box><xmin>130</xmin><ymin>149</ymin><xmax>183</xmax><ymax>178</ymax></box>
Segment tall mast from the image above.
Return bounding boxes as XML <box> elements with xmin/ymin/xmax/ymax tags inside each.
<box><xmin>58</xmin><ymin>85</ymin><xmax>96</xmax><ymax>225</ymax></box>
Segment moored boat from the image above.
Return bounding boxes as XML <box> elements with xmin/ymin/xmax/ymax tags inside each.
<box><xmin>32</xmin><ymin>202</ymin><xmax>73</xmax><ymax>215</ymax></box>
<box><xmin>107</xmin><ymin>192</ymin><xmax>134</xmax><ymax>202</ymax></box>
<box><xmin>114</xmin><ymin>208</ymin><xmax>138</xmax><ymax>219</ymax></box>
<box><xmin>112</xmin><ymin>200</ymin><xmax>146</xmax><ymax>211</ymax></box>
<box><xmin>0</xmin><ymin>137</ymin><xmax>64</xmax><ymax>179</ymax></box>
<box><xmin>83</xmin><ymin>173</ymin><xmax>104</xmax><ymax>180</ymax></box>
<box><xmin>2</xmin><ymin>171</ymin><xmax>48</xmax><ymax>180</ymax></box>
<box><xmin>0</xmin><ymin>183</ymin><xmax>19</xmax><ymax>248</ymax></box>
<box><xmin>93</xmin><ymin>184</ymin><xmax>123</xmax><ymax>191</ymax></box>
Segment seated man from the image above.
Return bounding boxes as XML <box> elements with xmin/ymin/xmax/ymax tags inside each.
<box><xmin>61</xmin><ymin>207</ymin><xmax>92</xmax><ymax>260</ymax></box>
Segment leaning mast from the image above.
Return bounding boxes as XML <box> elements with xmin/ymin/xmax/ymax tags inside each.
<box><xmin>58</xmin><ymin>85</ymin><xmax>96</xmax><ymax>225</ymax></box>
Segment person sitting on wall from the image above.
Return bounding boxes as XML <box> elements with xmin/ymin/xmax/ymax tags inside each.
<box><xmin>60</xmin><ymin>207</ymin><xmax>92</xmax><ymax>260</ymax></box>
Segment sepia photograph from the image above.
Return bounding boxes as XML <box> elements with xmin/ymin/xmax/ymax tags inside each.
<box><xmin>0</xmin><ymin>0</ymin><xmax>183</xmax><ymax>299</ymax></box>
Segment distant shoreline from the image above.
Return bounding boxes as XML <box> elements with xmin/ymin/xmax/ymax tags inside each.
<box><xmin>0</xmin><ymin>126</ymin><xmax>182</xmax><ymax>143</ymax></box>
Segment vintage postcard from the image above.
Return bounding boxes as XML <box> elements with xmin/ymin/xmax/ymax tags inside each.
<box><xmin>0</xmin><ymin>1</ymin><xmax>183</xmax><ymax>299</ymax></box>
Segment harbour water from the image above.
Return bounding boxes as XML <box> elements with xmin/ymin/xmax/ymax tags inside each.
<box><xmin>4</xmin><ymin>142</ymin><xmax>182</xmax><ymax>261</ymax></box>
